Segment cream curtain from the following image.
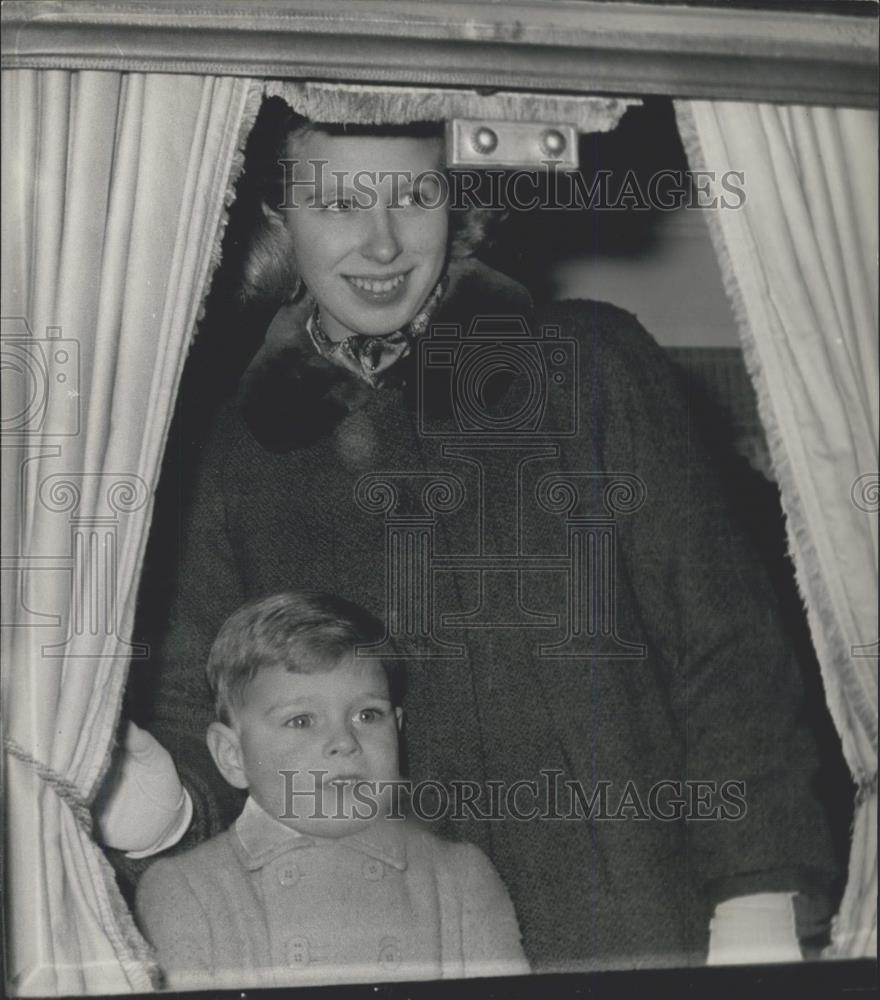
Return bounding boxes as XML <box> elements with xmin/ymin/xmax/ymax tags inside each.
<box><xmin>1</xmin><ymin>69</ymin><xmax>261</xmax><ymax>995</ymax></box>
<box><xmin>674</xmin><ymin>100</ymin><xmax>878</xmax><ymax>959</ymax></box>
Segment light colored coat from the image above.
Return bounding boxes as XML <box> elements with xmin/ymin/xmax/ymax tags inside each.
<box><xmin>136</xmin><ymin>797</ymin><xmax>529</xmax><ymax>990</ymax></box>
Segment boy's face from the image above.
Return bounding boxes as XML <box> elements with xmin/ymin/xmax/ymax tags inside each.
<box><xmin>208</xmin><ymin>655</ymin><xmax>402</xmax><ymax>838</ymax></box>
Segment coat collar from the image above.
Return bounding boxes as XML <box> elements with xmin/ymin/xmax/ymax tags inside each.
<box><xmin>238</xmin><ymin>260</ymin><xmax>533</xmax><ymax>453</ymax></box>
<box><xmin>233</xmin><ymin>796</ymin><xmax>408</xmax><ymax>873</ymax></box>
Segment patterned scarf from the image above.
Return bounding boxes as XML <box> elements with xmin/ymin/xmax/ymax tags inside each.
<box><xmin>306</xmin><ymin>278</ymin><xmax>446</xmax><ymax>388</ymax></box>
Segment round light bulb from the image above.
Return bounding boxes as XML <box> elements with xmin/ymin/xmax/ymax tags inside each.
<box><xmin>541</xmin><ymin>129</ymin><xmax>567</xmax><ymax>157</ymax></box>
<box><xmin>472</xmin><ymin>126</ymin><xmax>498</xmax><ymax>155</ymax></box>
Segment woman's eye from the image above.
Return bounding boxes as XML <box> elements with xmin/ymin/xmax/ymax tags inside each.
<box><xmin>409</xmin><ymin>181</ymin><xmax>442</xmax><ymax>208</ymax></box>
<box><xmin>284</xmin><ymin>714</ymin><xmax>313</xmax><ymax>729</ymax></box>
<box><xmin>323</xmin><ymin>199</ymin><xmax>354</xmax><ymax>212</ymax></box>
<box><xmin>398</xmin><ymin>189</ymin><xmax>433</xmax><ymax>208</ymax></box>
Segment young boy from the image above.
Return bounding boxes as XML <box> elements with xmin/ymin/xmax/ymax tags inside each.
<box><xmin>135</xmin><ymin>591</ymin><xmax>529</xmax><ymax>989</ymax></box>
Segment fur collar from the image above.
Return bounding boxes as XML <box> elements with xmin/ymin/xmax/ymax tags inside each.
<box><xmin>239</xmin><ymin>259</ymin><xmax>533</xmax><ymax>452</ymax></box>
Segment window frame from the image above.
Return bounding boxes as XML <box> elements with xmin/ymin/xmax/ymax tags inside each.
<box><xmin>1</xmin><ymin>0</ymin><xmax>877</xmax><ymax>108</ymax></box>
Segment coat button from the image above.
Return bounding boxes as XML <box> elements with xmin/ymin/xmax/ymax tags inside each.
<box><xmin>287</xmin><ymin>935</ymin><xmax>310</xmax><ymax>965</ymax></box>
<box><xmin>278</xmin><ymin>863</ymin><xmax>300</xmax><ymax>887</ymax></box>
<box><xmin>362</xmin><ymin>858</ymin><xmax>384</xmax><ymax>881</ymax></box>
<box><xmin>377</xmin><ymin>936</ymin><xmax>402</xmax><ymax>970</ymax></box>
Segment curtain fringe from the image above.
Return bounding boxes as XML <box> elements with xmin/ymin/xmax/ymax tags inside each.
<box><xmin>827</xmin><ymin>782</ymin><xmax>877</xmax><ymax>959</ymax></box>
<box><xmin>263</xmin><ymin>79</ymin><xmax>639</xmax><ymax>132</ymax></box>
<box><xmin>672</xmin><ymin>100</ymin><xmax>862</xmax><ymax>780</ymax></box>
<box><xmin>673</xmin><ymin>99</ymin><xmax>876</xmax><ymax>959</ymax></box>
<box><xmin>5</xmin><ymin>737</ymin><xmax>161</xmax><ymax>991</ymax></box>
<box><xmin>196</xmin><ymin>79</ymin><xmax>266</xmax><ymax>326</ymax></box>
<box><xmin>93</xmin><ymin>844</ymin><xmax>162</xmax><ymax>991</ymax></box>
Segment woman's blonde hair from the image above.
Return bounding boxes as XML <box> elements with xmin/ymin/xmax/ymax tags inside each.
<box><xmin>238</xmin><ymin>99</ymin><xmax>495</xmax><ymax>306</ymax></box>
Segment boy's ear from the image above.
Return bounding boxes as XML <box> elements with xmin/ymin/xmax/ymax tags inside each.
<box><xmin>207</xmin><ymin>721</ymin><xmax>249</xmax><ymax>790</ymax></box>
<box><xmin>394</xmin><ymin>706</ymin><xmax>404</xmax><ymax>731</ymax></box>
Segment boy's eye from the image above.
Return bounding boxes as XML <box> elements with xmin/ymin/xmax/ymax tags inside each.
<box><xmin>284</xmin><ymin>714</ymin><xmax>313</xmax><ymax>729</ymax></box>
<box><xmin>355</xmin><ymin>707</ymin><xmax>385</xmax><ymax>724</ymax></box>
<box><xmin>322</xmin><ymin>198</ymin><xmax>354</xmax><ymax>212</ymax></box>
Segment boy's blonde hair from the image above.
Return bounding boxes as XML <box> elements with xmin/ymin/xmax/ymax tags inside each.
<box><xmin>206</xmin><ymin>591</ymin><xmax>404</xmax><ymax>724</ymax></box>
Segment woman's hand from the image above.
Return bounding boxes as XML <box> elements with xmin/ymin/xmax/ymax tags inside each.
<box><xmin>94</xmin><ymin>721</ymin><xmax>193</xmax><ymax>857</ymax></box>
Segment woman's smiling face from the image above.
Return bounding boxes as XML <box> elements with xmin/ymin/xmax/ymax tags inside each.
<box><xmin>282</xmin><ymin>129</ymin><xmax>449</xmax><ymax>342</ymax></box>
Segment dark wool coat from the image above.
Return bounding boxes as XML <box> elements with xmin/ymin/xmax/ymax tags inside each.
<box><xmin>139</xmin><ymin>261</ymin><xmax>836</xmax><ymax>972</ymax></box>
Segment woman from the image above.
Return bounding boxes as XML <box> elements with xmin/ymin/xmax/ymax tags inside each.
<box><xmin>100</xmin><ymin>105</ymin><xmax>837</xmax><ymax>971</ymax></box>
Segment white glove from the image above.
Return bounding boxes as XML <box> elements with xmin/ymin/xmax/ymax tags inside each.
<box><xmin>95</xmin><ymin>721</ymin><xmax>193</xmax><ymax>858</ymax></box>
<box><xmin>707</xmin><ymin>892</ymin><xmax>801</xmax><ymax>965</ymax></box>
